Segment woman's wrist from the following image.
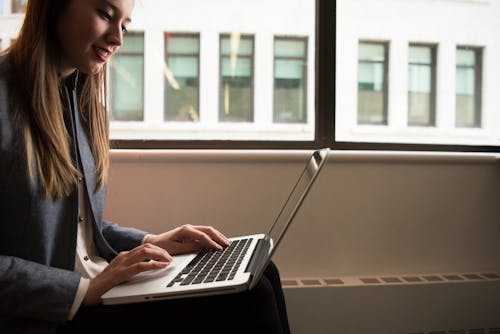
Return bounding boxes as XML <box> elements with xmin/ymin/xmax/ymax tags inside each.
<box><xmin>82</xmin><ymin>277</ymin><xmax>108</xmax><ymax>306</ymax></box>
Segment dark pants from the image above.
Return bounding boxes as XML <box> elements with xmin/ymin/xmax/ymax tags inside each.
<box><xmin>57</xmin><ymin>261</ymin><xmax>290</xmax><ymax>334</ymax></box>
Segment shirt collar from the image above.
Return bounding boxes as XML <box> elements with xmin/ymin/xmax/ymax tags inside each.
<box><xmin>64</xmin><ymin>70</ymin><xmax>79</xmax><ymax>91</ymax></box>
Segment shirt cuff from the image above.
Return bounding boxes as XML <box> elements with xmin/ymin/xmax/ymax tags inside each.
<box><xmin>142</xmin><ymin>234</ymin><xmax>153</xmax><ymax>244</ymax></box>
<box><xmin>68</xmin><ymin>277</ymin><xmax>90</xmax><ymax>320</ymax></box>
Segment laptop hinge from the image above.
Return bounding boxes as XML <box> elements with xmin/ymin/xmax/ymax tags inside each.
<box><xmin>245</xmin><ymin>238</ymin><xmax>271</xmax><ymax>275</ymax></box>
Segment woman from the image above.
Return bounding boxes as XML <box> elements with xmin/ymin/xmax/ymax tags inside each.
<box><xmin>0</xmin><ymin>0</ymin><xmax>290</xmax><ymax>333</ymax></box>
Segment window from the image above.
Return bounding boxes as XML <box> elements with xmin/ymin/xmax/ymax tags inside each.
<box><xmin>11</xmin><ymin>0</ymin><xmax>26</xmax><ymax>13</ymax></box>
<box><xmin>336</xmin><ymin>0</ymin><xmax>499</xmax><ymax>150</ymax></box>
<box><xmin>357</xmin><ymin>41</ymin><xmax>388</xmax><ymax>125</ymax></box>
<box><xmin>1</xmin><ymin>0</ymin><xmax>498</xmax><ymax>151</ymax></box>
<box><xmin>107</xmin><ymin>1</ymin><xmax>315</xmax><ymax>143</ymax></box>
<box><xmin>219</xmin><ymin>34</ymin><xmax>254</xmax><ymax>123</ymax></box>
<box><xmin>164</xmin><ymin>33</ymin><xmax>200</xmax><ymax>122</ymax></box>
<box><xmin>456</xmin><ymin>46</ymin><xmax>482</xmax><ymax>128</ymax></box>
<box><xmin>273</xmin><ymin>37</ymin><xmax>308</xmax><ymax>124</ymax></box>
<box><xmin>109</xmin><ymin>33</ymin><xmax>144</xmax><ymax>121</ymax></box>
<box><xmin>408</xmin><ymin>44</ymin><xmax>436</xmax><ymax>127</ymax></box>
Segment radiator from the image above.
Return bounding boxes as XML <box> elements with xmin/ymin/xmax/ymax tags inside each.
<box><xmin>282</xmin><ymin>272</ymin><xmax>500</xmax><ymax>334</ymax></box>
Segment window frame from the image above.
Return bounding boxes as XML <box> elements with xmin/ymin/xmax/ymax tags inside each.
<box><xmin>164</xmin><ymin>32</ymin><xmax>201</xmax><ymax>123</ymax></box>
<box><xmin>273</xmin><ymin>35</ymin><xmax>309</xmax><ymax>124</ymax></box>
<box><xmin>407</xmin><ymin>43</ymin><xmax>437</xmax><ymax>127</ymax></box>
<box><xmin>110</xmin><ymin>0</ymin><xmax>500</xmax><ymax>153</ymax></box>
<box><xmin>109</xmin><ymin>31</ymin><xmax>145</xmax><ymax>122</ymax></box>
<box><xmin>356</xmin><ymin>40</ymin><xmax>389</xmax><ymax>126</ymax></box>
<box><xmin>218</xmin><ymin>33</ymin><xmax>255</xmax><ymax>123</ymax></box>
<box><xmin>455</xmin><ymin>45</ymin><xmax>483</xmax><ymax>129</ymax></box>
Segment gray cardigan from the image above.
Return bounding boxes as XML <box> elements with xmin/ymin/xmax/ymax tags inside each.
<box><xmin>0</xmin><ymin>55</ymin><xmax>148</xmax><ymax>333</ymax></box>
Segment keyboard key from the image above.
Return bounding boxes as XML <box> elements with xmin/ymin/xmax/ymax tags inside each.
<box><xmin>167</xmin><ymin>238</ymin><xmax>252</xmax><ymax>287</ymax></box>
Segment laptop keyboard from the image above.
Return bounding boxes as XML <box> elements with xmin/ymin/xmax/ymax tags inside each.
<box><xmin>167</xmin><ymin>238</ymin><xmax>252</xmax><ymax>287</ymax></box>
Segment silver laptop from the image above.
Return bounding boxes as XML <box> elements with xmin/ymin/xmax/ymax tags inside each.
<box><xmin>101</xmin><ymin>148</ymin><xmax>329</xmax><ymax>305</ymax></box>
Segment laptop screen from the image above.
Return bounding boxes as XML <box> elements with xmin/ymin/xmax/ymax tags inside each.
<box><xmin>266</xmin><ymin>148</ymin><xmax>329</xmax><ymax>253</ymax></box>
<box><xmin>248</xmin><ymin>149</ymin><xmax>329</xmax><ymax>289</ymax></box>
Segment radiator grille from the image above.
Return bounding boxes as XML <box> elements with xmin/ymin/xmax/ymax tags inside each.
<box><xmin>409</xmin><ymin>329</ymin><xmax>500</xmax><ymax>334</ymax></box>
<box><xmin>281</xmin><ymin>271</ymin><xmax>500</xmax><ymax>288</ymax></box>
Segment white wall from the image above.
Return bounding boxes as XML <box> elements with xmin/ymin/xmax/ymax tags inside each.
<box><xmin>105</xmin><ymin>150</ymin><xmax>500</xmax><ymax>332</ymax></box>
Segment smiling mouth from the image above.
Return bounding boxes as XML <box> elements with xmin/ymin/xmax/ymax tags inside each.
<box><xmin>94</xmin><ymin>46</ymin><xmax>111</xmax><ymax>62</ymax></box>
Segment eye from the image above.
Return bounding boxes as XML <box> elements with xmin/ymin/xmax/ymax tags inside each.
<box><xmin>97</xmin><ymin>9</ymin><xmax>112</xmax><ymax>21</ymax></box>
<box><xmin>121</xmin><ymin>26</ymin><xmax>128</xmax><ymax>34</ymax></box>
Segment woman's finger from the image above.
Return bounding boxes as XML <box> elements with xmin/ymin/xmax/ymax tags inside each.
<box><xmin>193</xmin><ymin>225</ymin><xmax>231</xmax><ymax>246</ymax></box>
<box><xmin>114</xmin><ymin>243</ymin><xmax>172</xmax><ymax>267</ymax></box>
<box><xmin>176</xmin><ymin>225</ymin><xmax>226</xmax><ymax>250</ymax></box>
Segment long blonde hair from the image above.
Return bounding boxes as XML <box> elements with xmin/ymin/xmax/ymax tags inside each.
<box><xmin>8</xmin><ymin>0</ymin><xmax>109</xmax><ymax>199</ymax></box>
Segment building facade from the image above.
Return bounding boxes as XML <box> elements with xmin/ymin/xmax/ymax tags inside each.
<box><xmin>1</xmin><ymin>0</ymin><xmax>498</xmax><ymax>145</ymax></box>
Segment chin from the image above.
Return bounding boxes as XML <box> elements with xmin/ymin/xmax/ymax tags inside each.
<box><xmin>80</xmin><ymin>64</ymin><xmax>105</xmax><ymax>75</ymax></box>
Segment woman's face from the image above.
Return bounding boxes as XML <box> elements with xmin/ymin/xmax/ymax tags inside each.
<box><xmin>56</xmin><ymin>0</ymin><xmax>135</xmax><ymax>77</ymax></box>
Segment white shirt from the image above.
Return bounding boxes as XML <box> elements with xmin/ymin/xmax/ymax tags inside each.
<box><xmin>68</xmin><ymin>175</ymin><xmax>109</xmax><ymax>319</ymax></box>
<box><xmin>69</xmin><ymin>174</ymin><xmax>150</xmax><ymax>319</ymax></box>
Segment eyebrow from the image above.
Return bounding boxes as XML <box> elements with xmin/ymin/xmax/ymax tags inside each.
<box><xmin>101</xmin><ymin>0</ymin><xmax>132</xmax><ymax>24</ymax></box>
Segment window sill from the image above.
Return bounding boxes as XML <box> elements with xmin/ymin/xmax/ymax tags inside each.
<box><xmin>110</xmin><ymin>149</ymin><xmax>500</xmax><ymax>164</ymax></box>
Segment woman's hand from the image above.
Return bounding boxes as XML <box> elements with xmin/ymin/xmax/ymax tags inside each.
<box><xmin>82</xmin><ymin>224</ymin><xmax>229</xmax><ymax>306</ymax></box>
<box><xmin>144</xmin><ymin>224</ymin><xmax>231</xmax><ymax>255</ymax></box>
<box><xmin>83</xmin><ymin>243</ymin><xmax>172</xmax><ymax>306</ymax></box>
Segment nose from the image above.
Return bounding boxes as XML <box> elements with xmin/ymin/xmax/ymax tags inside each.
<box><xmin>106</xmin><ymin>23</ymin><xmax>123</xmax><ymax>47</ymax></box>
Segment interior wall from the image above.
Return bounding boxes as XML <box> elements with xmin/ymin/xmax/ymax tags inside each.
<box><xmin>104</xmin><ymin>150</ymin><xmax>500</xmax><ymax>279</ymax></box>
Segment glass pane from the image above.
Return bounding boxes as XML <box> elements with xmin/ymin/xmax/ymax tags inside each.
<box><xmin>275</xmin><ymin>59</ymin><xmax>303</xmax><ymax>79</ymax></box>
<box><xmin>456</xmin><ymin>47</ymin><xmax>480</xmax><ymax>128</ymax></box>
<box><xmin>119</xmin><ymin>35</ymin><xmax>144</xmax><ymax>53</ymax></box>
<box><xmin>221</xmin><ymin>57</ymin><xmax>252</xmax><ymax>77</ymax></box>
<box><xmin>358</xmin><ymin>43</ymin><xmax>385</xmax><ymax>62</ymax></box>
<box><xmin>168</xmin><ymin>57</ymin><xmax>198</xmax><ymax>77</ymax></box>
<box><xmin>456</xmin><ymin>68</ymin><xmax>475</xmax><ymax>95</ymax></box>
<box><xmin>273</xmin><ymin>37</ymin><xmax>307</xmax><ymax>124</ymax></box>
<box><xmin>164</xmin><ymin>34</ymin><xmax>200</xmax><ymax>123</ymax></box>
<box><xmin>219</xmin><ymin>35</ymin><xmax>254</xmax><ymax>122</ymax></box>
<box><xmin>220</xmin><ymin>77</ymin><xmax>253</xmax><ymax>122</ymax></box>
<box><xmin>165</xmin><ymin>76</ymin><xmax>199</xmax><ymax>121</ymax></box>
<box><xmin>166</xmin><ymin>35</ymin><xmax>199</xmax><ymax>54</ymax></box>
<box><xmin>358</xmin><ymin>62</ymin><xmax>384</xmax><ymax>92</ymax></box>
<box><xmin>408</xmin><ymin>65</ymin><xmax>431</xmax><ymax>93</ymax></box>
<box><xmin>274</xmin><ymin>80</ymin><xmax>305</xmax><ymax>123</ymax></box>
<box><xmin>409</xmin><ymin>46</ymin><xmax>431</xmax><ymax>64</ymax></box>
<box><xmin>358</xmin><ymin>90</ymin><xmax>384</xmax><ymax>124</ymax></box>
<box><xmin>408</xmin><ymin>92</ymin><xmax>431</xmax><ymax>125</ymax></box>
<box><xmin>408</xmin><ymin>63</ymin><xmax>432</xmax><ymax>126</ymax></box>
<box><xmin>111</xmin><ymin>56</ymin><xmax>144</xmax><ymax>121</ymax></box>
<box><xmin>275</xmin><ymin>40</ymin><xmax>306</xmax><ymax>58</ymax></box>
<box><xmin>457</xmin><ymin>49</ymin><xmax>476</xmax><ymax>66</ymax></box>
<box><xmin>221</xmin><ymin>35</ymin><xmax>253</xmax><ymax>56</ymax></box>
<box><xmin>274</xmin><ymin>60</ymin><xmax>305</xmax><ymax>123</ymax></box>
<box><xmin>456</xmin><ymin>67</ymin><xmax>476</xmax><ymax>127</ymax></box>
<box><xmin>408</xmin><ymin>45</ymin><xmax>433</xmax><ymax>126</ymax></box>
<box><xmin>456</xmin><ymin>94</ymin><xmax>475</xmax><ymax>127</ymax></box>
<box><xmin>357</xmin><ymin>42</ymin><xmax>386</xmax><ymax>124</ymax></box>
